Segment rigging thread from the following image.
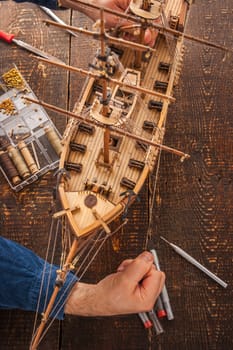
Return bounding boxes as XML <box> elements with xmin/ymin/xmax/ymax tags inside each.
<box><xmin>30</xmin><ymin>216</ymin><xmax>127</xmax><ymax>348</ymax></box>
<box><xmin>30</xmin><ymin>217</ymin><xmax>57</xmax><ymax>347</ymax></box>
<box><xmin>31</xmin><ymin>229</ymin><xmax>108</xmax><ymax>347</ymax></box>
<box><xmin>145</xmin><ymin>144</ymin><xmax>162</xmax><ymax>249</ymax></box>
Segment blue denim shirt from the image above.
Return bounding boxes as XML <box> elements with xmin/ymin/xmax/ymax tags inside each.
<box><xmin>0</xmin><ymin>236</ymin><xmax>78</xmax><ymax>320</ymax></box>
<box><xmin>13</xmin><ymin>0</ymin><xmax>60</xmax><ymax>9</ymax></box>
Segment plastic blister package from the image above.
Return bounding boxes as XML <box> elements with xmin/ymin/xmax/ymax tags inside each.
<box><xmin>0</xmin><ymin>66</ymin><xmax>62</xmax><ymax>191</ymax></box>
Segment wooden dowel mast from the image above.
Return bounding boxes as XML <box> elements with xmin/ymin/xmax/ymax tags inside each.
<box><xmin>30</xmin><ymin>239</ymin><xmax>79</xmax><ymax>350</ymax></box>
<box><xmin>99</xmin><ymin>9</ymin><xmax>110</xmax><ymax>164</ymax></box>
<box><xmin>33</xmin><ymin>56</ymin><xmax>175</xmax><ymax>102</ymax></box>
<box><xmin>44</xmin><ymin>19</ymin><xmax>156</xmax><ymax>53</ymax></box>
<box><xmin>59</xmin><ymin>0</ymin><xmax>233</xmax><ymax>53</ymax></box>
<box><xmin>24</xmin><ymin>96</ymin><xmax>189</xmax><ymax>160</ymax></box>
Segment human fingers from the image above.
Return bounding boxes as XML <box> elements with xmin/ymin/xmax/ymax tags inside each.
<box><xmin>92</xmin><ymin>0</ymin><xmax>132</xmax><ymax>28</ymax></box>
<box><xmin>119</xmin><ymin>251</ymin><xmax>155</xmax><ymax>285</ymax></box>
<box><xmin>117</xmin><ymin>258</ymin><xmax>133</xmax><ymax>272</ymax></box>
<box><xmin>144</xmin><ymin>28</ymin><xmax>159</xmax><ymax>47</ymax></box>
<box><xmin>59</xmin><ymin>0</ymin><xmax>129</xmax><ymax>27</ymax></box>
<box><xmin>139</xmin><ymin>269</ymin><xmax>165</xmax><ymax>308</ymax></box>
<box><xmin>118</xmin><ymin>252</ymin><xmax>165</xmax><ymax>312</ymax></box>
<box><xmin>114</xmin><ymin>0</ymin><xmax>131</xmax><ymax>11</ymax></box>
<box><xmin>119</xmin><ymin>251</ymin><xmax>165</xmax><ymax>303</ymax></box>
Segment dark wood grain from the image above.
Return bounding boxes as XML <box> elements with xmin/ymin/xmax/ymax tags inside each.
<box><xmin>0</xmin><ymin>2</ymin><xmax>70</xmax><ymax>349</ymax></box>
<box><xmin>154</xmin><ymin>1</ymin><xmax>233</xmax><ymax>349</ymax></box>
<box><xmin>0</xmin><ymin>0</ymin><xmax>232</xmax><ymax>349</ymax></box>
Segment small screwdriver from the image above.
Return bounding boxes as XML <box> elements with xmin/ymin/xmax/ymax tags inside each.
<box><xmin>155</xmin><ymin>295</ymin><xmax>167</xmax><ymax>318</ymax></box>
<box><xmin>147</xmin><ymin>309</ymin><xmax>164</xmax><ymax>335</ymax></box>
<box><xmin>160</xmin><ymin>236</ymin><xmax>228</xmax><ymax>288</ymax></box>
<box><xmin>138</xmin><ymin>312</ymin><xmax>152</xmax><ymax>329</ymax></box>
<box><xmin>150</xmin><ymin>248</ymin><xmax>174</xmax><ymax>320</ymax></box>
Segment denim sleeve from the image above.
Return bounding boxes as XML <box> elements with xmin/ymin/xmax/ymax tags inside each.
<box><xmin>0</xmin><ymin>236</ymin><xmax>78</xmax><ymax>320</ymax></box>
<box><xmin>13</xmin><ymin>0</ymin><xmax>61</xmax><ymax>10</ymax></box>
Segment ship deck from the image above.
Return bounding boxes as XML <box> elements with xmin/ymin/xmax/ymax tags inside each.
<box><xmin>64</xmin><ymin>34</ymin><xmax>180</xmax><ymax>206</ymax></box>
<box><xmin>0</xmin><ymin>1</ymin><xmax>232</xmax><ymax>350</ymax></box>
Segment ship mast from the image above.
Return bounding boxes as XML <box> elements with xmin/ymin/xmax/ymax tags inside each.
<box><xmin>93</xmin><ymin>3</ymin><xmax>158</xmax><ymax>164</ymax></box>
<box><xmin>30</xmin><ymin>239</ymin><xmax>79</xmax><ymax>350</ymax></box>
<box><xmin>30</xmin><ymin>12</ymin><xmax>112</xmax><ymax>346</ymax></box>
<box><xmin>129</xmin><ymin>0</ymin><xmax>162</xmax><ymax>67</ymax></box>
<box><xmin>99</xmin><ymin>9</ymin><xmax>111</xmax><ymax>164</ymax></box>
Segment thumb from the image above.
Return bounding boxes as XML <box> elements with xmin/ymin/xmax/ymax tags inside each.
<box><xmin>120</xmin><ymin>251</ymin><xmax>154</xmax><ymax>284</ymax></box>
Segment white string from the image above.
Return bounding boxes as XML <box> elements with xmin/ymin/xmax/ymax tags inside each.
<box><xmin>34</xmin><ymin>229</ymin><xmax>110</xmax><ymax>347</ymax></box>
<box><xmin>32</xmin><ymin>218</ymin><xmax>128</xmax><ymax>347</ymax></box>
<box><xmin>42</xmin><ymin>218</ymin><xmax>60</xmax><ymax>310</ymax></box>
<box><xmin>31</xmin><ymin>5</ymin><xmax>165</xmax><ymax>345</ymax></box>
<box><xmin>31</xmin><ymin>217</ymin><xmax>56</xmax><ymax>345</ymax></box>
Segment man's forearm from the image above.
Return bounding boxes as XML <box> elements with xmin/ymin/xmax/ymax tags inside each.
<box><xmin>64</xmin><ymin>282</ymin><xmax>104</xmax><ymax>317</ymax></box>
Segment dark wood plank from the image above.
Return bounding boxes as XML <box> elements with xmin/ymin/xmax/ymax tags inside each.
<box><xmin>0</xmin><ymin>0</ymin><xmax>232</xmax><ymax>349</ymax></box>
<box><xmin>154</xmin><ymin>1</ymin><xmax>233</xmax><ymax>349</ymax></box>
<box><xmin>0</xmin><ymin>1</ymin><xmax>71</xmax><ymax>349</ymax></box>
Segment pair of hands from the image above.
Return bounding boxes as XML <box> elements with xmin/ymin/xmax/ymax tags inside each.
<box><xmin>59</xmin><ymin>0</ymin><xmax>158</xmax><ymax>47</ymax></box>
<box><xmin>65</xmin><ymin>251</ymin><xmax>165</xmax><ymax>316</ymax></box>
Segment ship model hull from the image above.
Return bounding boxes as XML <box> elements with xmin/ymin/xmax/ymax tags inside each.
<box><xmin>57</xmin><ymin>0</ymin><xmax>190</xmax><ymax>238</ymax></box>
<box><xmin>28</xmin><ymin>1</ymin><xmax>194</xmax><ymax>348</ymax></box>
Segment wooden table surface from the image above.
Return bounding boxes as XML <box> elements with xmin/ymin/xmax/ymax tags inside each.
<box><xmin>0</xmin><ymin>1</ymin><xmax>232</xmax><ymax>349</ymax></box>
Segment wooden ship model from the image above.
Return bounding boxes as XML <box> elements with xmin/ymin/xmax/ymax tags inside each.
<box><xmin>54</xmin><ymin>0</ymin><xmax>190</xmax><ymax>237</ymax></box>
<box><xmin>30</xmin><ymin>0</ymin><xmax>191</xmax><ymax>238</ymax></box>
<box><xmin>22</xmin><ymin>0</ymin><xmax>229</xmax><ymax>348</ymax></box>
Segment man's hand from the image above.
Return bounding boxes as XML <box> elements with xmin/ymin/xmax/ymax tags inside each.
<box><xmin>59</xmin><ymin>0</ymin><xmax>131</xmax><ymax>27</ymax></box>
<box><xmin>59</xmin><ymin>0</ymin><xmax>158</xmax><ymax>46</ymax></box>
<box><xmin>65</xmin><ymin>251</ymin><xmax>165</xmax><ymax>316</ymax></box>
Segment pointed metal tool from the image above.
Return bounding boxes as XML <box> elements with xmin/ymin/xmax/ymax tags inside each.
<box><xmin>40</xmin><ymin>6</ymin><xmax>79</xmax><ymax>38</ymax></box>
<box><xmin>160</xmin><ymin>236</ymin><xmax>228</xmax><ymax>288</ymax></box>
<box><xmin>0</xmin><ymin>30</ymin><xmax>64</xmax><ymax>64</ymax></box>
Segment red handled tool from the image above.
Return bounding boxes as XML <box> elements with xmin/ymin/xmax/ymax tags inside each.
<box><xmin>0</xmin><ymin>30</ymin><xmax>64</xmax><ymax>63</ymax></box>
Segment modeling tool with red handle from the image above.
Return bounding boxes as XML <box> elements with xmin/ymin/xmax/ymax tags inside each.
<box><xmin>0</xmin><ymin>30</ymin><xmax>64</xmax><ymax>63</ymax></box>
